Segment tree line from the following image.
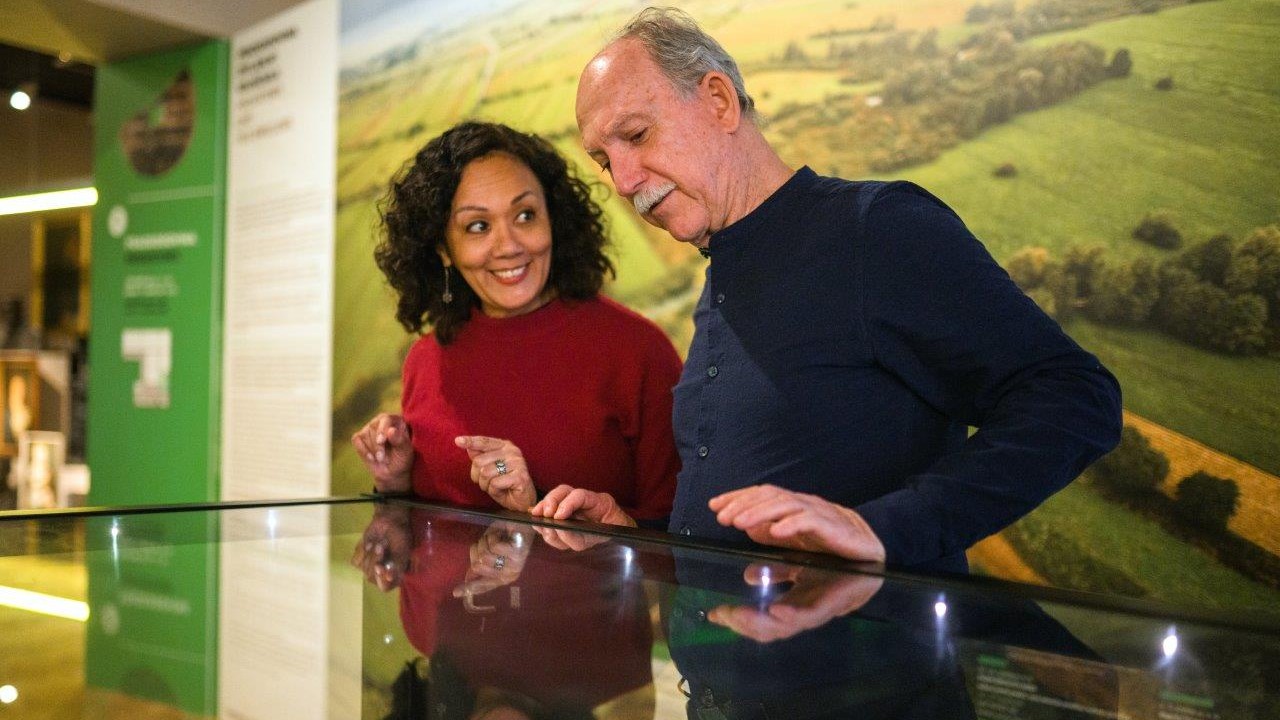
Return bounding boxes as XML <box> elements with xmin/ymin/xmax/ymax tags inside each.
<box><xmin>1089</xmin><ymin>425</ymin><xmax>1280</xmax><ymax>589</ymax></box>
<box><xmin>1007</xmin><ymin>222</ymin><xmax>1280</xmax><ymax>356</ymax></box>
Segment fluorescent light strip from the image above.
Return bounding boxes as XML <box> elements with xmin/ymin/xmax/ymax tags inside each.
<box><xmin>0</xmin><ymin>585</ymin><xmax>90</xmax><ymax>622</ymax></box>
<box><xmin>0</xmin><ymin>187</ymin><xmax>97</xmax><ymax>216</ymax></box>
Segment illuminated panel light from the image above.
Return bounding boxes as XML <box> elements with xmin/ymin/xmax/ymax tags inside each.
<box><xmin>1163</xmin><ymin>630</ymin><xmax>1179</xmax><ymax>659</ymax></box>
<box><xmin>9</xmin><ymin>90</ymin><xmax>31</xmax><ymax>110</ymax></box>
<box><xmin>0</xmin><ymin>585</ymin><xmax>90</xmax><ymax>622</ymax></box>
<box><xmin>0</xmin><ymin>187</ymin><xmax>97</xmax><ymax>216</ymax></box>
<box><xmin>0</xmin><ymin>684</ymin><xmax>17</xmax><ymax>704</ymax></box>
<box><xmin>934</xmin><ymin>600</ymin><xmax>948</xmax><ymax>619</ymax></box>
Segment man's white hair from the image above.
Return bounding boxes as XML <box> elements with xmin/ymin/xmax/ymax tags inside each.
<box><xmin>613</xmin><ymin>6</ymin><xmax>759</xmax><ymax>124</ymax></box>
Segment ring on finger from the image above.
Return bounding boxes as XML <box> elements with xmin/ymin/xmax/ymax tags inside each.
<box><xmin>493</xmin><ymin>555</ymin><xmax>507</xmax><ymax>570</ymax></box>
<box><xmin>494</xmin><ymin>459</ymin><xmax>509</xmax><ymax>476</ymax></box>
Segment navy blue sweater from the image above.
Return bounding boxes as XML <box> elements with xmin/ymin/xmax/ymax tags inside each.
<box><xmin>669</xmin><ymin>167</ymin><xmax>1122</xmax><ymax>571</ymax></box>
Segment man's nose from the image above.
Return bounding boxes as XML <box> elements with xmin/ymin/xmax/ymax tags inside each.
<box><xmin>609</xmin><ymin>154</ymin><xmax>644</xmax><ymax>198</ymax></box>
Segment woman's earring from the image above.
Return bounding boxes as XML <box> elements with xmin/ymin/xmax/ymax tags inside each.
<box><xmin>442</xmin><ymin>266</ymin><xmax>453</xmax><ymax>304</ymax></box>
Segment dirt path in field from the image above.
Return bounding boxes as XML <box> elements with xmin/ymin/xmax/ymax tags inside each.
<box><xmin>1123</xmin><ymin>410</ymin><xmax>1280</xmax><ymax>557</ymax></box>
<box><xmin>968</xmin><ymin>533</ymin><xmax>1047</xmax><ymax>586</ymax></box>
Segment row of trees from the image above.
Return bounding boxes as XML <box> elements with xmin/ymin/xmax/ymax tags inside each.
<box><xmin>773</xmin><ymin>34</ymin><xmax>1125</xmax><ymax>174</ymax></box>
<box><xmin>1007</xmin><ymin>223</ymin><xmax>1280</xmax><ymax>355</ymax></box>
<box><xmin>967</xmin><ymin>0</ymin><xmax>1203</xmax><ymax>38</ymax></box>
<box><xmin>1093</xmin><ymin>426</ymin><xmax>1241</xmax><ymax>531</ymax></box>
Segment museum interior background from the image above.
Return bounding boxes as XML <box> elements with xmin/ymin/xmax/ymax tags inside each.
<box><xmin>2</xmin><ymin>0</ymin><xmax>1278</xmax><ymax>612</ymax></box>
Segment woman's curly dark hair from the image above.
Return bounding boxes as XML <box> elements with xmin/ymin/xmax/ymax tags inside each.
<box><xmin>375</xmin><ymin>121</ymin><xmax>615</xmax><ymax>344</ymax></box>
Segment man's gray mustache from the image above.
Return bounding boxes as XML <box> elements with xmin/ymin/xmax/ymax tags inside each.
<box><xmin>633</xmin><ymin>182</ymin><xmax>676</xmax><ymax>215</ymax></box>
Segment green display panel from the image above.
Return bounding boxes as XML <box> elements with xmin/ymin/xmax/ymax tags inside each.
<box><xmin>87</xmin><ymin>41</ymin><xmax>227</xmax><ymax>506</ymax></box>
<box><xmin>86</xmin><ymin>41</ymin><xmax>229</xmax><ymax>716</ymax></box>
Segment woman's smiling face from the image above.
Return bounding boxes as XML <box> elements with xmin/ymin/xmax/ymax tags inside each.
<box><xmin>441</xmin><ymin>152</ymin><xmax>555</xmax><ymax>318</ymax></box>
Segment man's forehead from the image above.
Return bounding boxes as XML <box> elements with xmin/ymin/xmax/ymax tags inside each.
<box><xmin>577</xmin><ymin>41</ymin><xmax>669</xmax><ymax>139</ymax></box>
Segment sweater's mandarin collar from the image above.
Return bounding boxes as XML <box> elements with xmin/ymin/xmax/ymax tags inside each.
<box><xmin>461</xmin><ymin>295</ymin><xmax>568</xmax><ymax>337</ymax></box>
<box><xmin>707</xmin><ymin>166</ymin><xmax>818</xmax><ymax>257</ymax></box>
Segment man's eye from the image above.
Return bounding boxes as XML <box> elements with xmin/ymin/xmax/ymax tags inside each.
<box><xmin>465</xmin><ymin>220</ymin><xmax>488</xmax><ymax>233</ymax></box>
<box><xmin>629</xmin><ymin>128</ymin><xmax>647</xmax><ymax>143</ymax></box>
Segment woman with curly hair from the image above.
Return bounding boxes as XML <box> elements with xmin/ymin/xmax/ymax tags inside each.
<box><xmin>352</xmin><ymin>122</ymin><xmax>679</xmax><ymax>527</ymax></box>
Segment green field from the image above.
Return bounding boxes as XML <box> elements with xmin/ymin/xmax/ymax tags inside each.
<box><xmin>894</xmin><ymin>0</ymin><xmax>1280</xmax><ymax>474</ymax></box>
<box><xmin>1066</xmin><ymin>320</ymin><xmax>1280</xmax><ymax>475</ymax></box>
<box><xmin>1008</xmin><ymin>478</ymin><xmax>1280</xmax><ymax>610</ymax></box>
<box><xmin>902</xmin><ymin>0</ymin><xmax>1280</xmax><ymax>262</ymax></box>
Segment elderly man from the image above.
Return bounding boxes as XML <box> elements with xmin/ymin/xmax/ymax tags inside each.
<box><xmin>533</xmin><ymin>7</ymin><xmax>1122</xmax><ymax>571</ymax></box>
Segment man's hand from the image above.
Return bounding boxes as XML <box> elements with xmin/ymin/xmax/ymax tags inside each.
<box><xmin>530</xmin><ymin>485</ymin><xmax>637</xmax><ymax>527</ymax></box>
<box><xmin>455</xmin><ymin>436</ymin><xmax>537</xmax><ymax>511</ymax></box>
<box><xmin>708</xmin><ymin>484</ymin><xmax>887</xmax><ymax>562</ymax></box>
<box><xmin>350</xmin><ymin>505</ymin><xmax>413</xmax><ymax>592</ymax></box>
<box><xmin>706</xmin><ymin>563</ymin><xmax>883</xmax><ymax>643</ymax></box>
<box><xmin>352</xmin><ymin>413</ymin><xmax>414</xmax><ymax>493</ymax></box>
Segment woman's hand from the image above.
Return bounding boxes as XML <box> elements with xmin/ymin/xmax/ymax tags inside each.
<box><xmin>530</xmin><ymin>485</ymin><xmax>636</xmax><ymax>527</ymax></box>
<box><xmin>455</xmin><ymin>436</ymin><xmax>537</xmax><ymax>511</ymax></box>
<box><xmin>350</xmin><ymin>504</ymin><xmax>413</xmax><ymax>592</ymax></box>
<box><xmin>453</xmin><ymin>521</ymin><xmax>533</xmax><ymax>600</ymax></box>
<box><xmin>352</xmin><ymin>413</ymin><xmax>414</xmax><ymax>493</ymax></box>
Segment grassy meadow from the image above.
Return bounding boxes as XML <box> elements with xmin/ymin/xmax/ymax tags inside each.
<box><xmin>1007</xmin><ymin>477</ymin><xmax>1280</xmax><ymax>609</ymax></box>
<box><xmin>903</xmin><ymin>0</ymin><xmax>1280</xmax><ymax>261</ymax></box>
<box><xmin>895</xmin><ymin>0</ymin><xmax>1280</xmax><ymax>475</ymax></box>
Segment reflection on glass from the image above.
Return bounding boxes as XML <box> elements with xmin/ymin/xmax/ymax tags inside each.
<box><xmin>2</xmin><ymin>501</ymin><xmax>1280</xmax><ymax>718</ymax></box>
<box><xmin>356</xmin><ymin>507</ymin><xmax>654</xmax><ymax>720</ymax></box>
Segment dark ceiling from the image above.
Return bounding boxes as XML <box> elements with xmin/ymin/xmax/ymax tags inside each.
<box><xmin>0</xmin><ymin>41</ymin><xmax>94</xmax><ymax>109</ymax></box>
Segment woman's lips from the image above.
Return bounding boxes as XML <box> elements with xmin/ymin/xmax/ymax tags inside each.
<box><xmin>490</xmin><ymin>263</ymin><xmax>529</xmax><ymax>285</ymax></box>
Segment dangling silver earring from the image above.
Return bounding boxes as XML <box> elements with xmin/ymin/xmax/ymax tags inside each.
<box><xmin>441</xmin><ymin>266</ymin><xmax>453</xmax><ymax>304</ymax></box>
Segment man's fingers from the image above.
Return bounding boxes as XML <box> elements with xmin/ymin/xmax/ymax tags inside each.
<box><xmin>707</xmin><ymin>485</ymin><xmax>761</xmax><ymax>512</ymax></box>
<box><xmin>707</xmin><ymin>605</ymin><xmax>790</xmax><ymax>643</ymax></box>
<box><xmin>718</xmin><ymin>489</ymin><xmax>797</xmax><ymax>529</ymax></box>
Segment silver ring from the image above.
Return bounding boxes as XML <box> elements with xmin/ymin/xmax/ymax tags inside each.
<box><xmin>494</xmin><ymin>459</ymin><xmax>509</xmax><ymax>476</ymax></box>
<box><xmin>493</xmin><ymin>555</ymin><xmax>507</xmax><ymax>570</ymax></box>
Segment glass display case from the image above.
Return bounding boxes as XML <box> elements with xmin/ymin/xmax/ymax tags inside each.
<box><xmin>1</xmin><ymin>496</ymin><xmax>1278</xmax><ymax>719</ymax></box>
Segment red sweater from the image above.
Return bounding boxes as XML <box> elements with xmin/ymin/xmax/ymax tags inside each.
<box><xmin>401</xmin><ymin>295</ymin><xmax>681</xmax><ymax>521</ymax></box>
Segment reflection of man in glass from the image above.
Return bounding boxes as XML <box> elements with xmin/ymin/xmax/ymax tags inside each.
<box><xmin>667</xmin><ymin>553</ymin><xmax>1113</xmax><ymax>720</ymax></box>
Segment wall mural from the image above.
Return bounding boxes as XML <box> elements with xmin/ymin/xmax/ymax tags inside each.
<box><xmin>334</xmin><ymin>0</ymin><xmax>1280</xmax><ymax>611</ymax></box>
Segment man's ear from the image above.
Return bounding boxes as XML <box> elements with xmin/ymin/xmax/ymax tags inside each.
<box><xmin>701</xmin><ymin>71</ymin><xmax>742</xmax><ymax>133</ymax></box>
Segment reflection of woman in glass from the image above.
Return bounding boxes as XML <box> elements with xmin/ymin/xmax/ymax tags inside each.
<box><xmin>353</xmin><ymin>507</ymin><xmax>654</xmax><ymax>720</ymax></box>
<box><xmin>352</xmin><ymin>122</ymin><xmax>679</xmax><ymax>526</ymax></box>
